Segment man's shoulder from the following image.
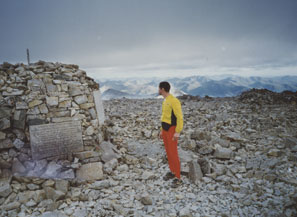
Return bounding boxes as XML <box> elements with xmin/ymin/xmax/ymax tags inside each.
<box><xmin>169</xmin><ymin>95</ymin><xmax>181</xmax><ymax>104</ymax></box>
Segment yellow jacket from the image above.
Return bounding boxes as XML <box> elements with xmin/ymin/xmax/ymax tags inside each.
<box><xmin>161</xmin><ymin>94</ymin><xmax>183</xmax><ymax>133</ymax></box>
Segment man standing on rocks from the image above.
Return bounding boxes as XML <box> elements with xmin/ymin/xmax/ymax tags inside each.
<box><xmin>159</xmin><ymin>81</ymin><xmax>183</xmax><ymax>187</ymax></box>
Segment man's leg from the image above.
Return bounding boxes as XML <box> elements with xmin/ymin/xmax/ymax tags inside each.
<box><xmin>166</xmin><ymin>127</ymin><xmax>181</xmax><ymax>179</ymax></box>
<box><xmin>162</xmin><ymin>129</ymin><xmax>175</xmax><ymax>174</ymax></box>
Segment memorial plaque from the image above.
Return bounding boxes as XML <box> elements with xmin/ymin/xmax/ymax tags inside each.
<box><xmin>30</xmin><ymin>121</ymin><xmax>84</xmax><ymax>160</ymax></box>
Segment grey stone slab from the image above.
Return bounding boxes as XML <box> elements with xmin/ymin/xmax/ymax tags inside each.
<box><xmin>27</xmin><ymin>79</ymin><xmax>46</xmax><ymax>93</ymax></box>
<box><xmin>188</xmin><ymin>160</ymin><xmax>203</xmax><ymax>184</ymax></box>
<box><xmin>0</xmin><ymin>138</ymin><xmax>13</xmax><ymax>150</ymax></box>
<box><xmin>76</xmin><ymin>162</ymin><xmax>103</xmax><ymax>181</ymax></box>
<box><xmin>2</xmin><ymin>90</ymin><xmax>24</xmax><ymax>96</ymax></box>
<box><xmin>29</xmin><ymin>121</ymin><xmax>83</xmax><ymax>160</ymax></box>
<box><xmin>0</xmin><ymin>131</ymin><xmax>5</xmax><ymax>140</ymax></box>
<box><xmin>68</xmin><ymin>84</ymin><xmax>83</xmax><ymax>96</ymax></box>
<box><xmin>15</xmin><ymin>102</ymin><xmax>28</xmax><ymax>110</ymax></box>
<box><xmin>46</xmin><ymin>96</ymin><xmax>59</xmax><ymax>106</ymax></box>
<box><xmin>0</xmin><ymin>183</ymin><xmax>12</xmax><ymax>197</ymax></box>
<box><xmin>93</xmin><ymin>90</ymin><xmax>105</xmax><ymax>125</ymax></box>
<box><xmin>88</xmin><ymin>108</ymin><xmax>97</xmax><ymax>120</ymax></box>
<box><xmin>58</xmin><ymin>169</ymin><xmax>75</xmax><ymax>179</ymax></box>
<box><xmin>12</xmin><ymin>158</ymin><xmax>27</xmax><ymax>175</ymax></box>
<box><xmin>27</xmin><ymin>118</ymin><xmax>47</xmax><ymax>126</ymax></box>
<box><xmin>46</xmin><ymin>83</ymin><xmax>58</xmax><ymax>93</ymax></box>
<box><xmin>0</xmin><ymin>118</ymin><xmax>10</xmax><ymax>130</ymax></box>
<box><xmin>13</xmin><ymin>110</ymin><xmax>26</xmax><ymax>129</ymax></box>
<box><xmin>214</xmin><ymin>147</ymin><xmax>233</xmax><ymax>159</ymax></box>
<box><xmin>74</xmin><ymin>95</ymin><xmax>88</xmax><ymax>105</ymax></box>
<box><xmin>41</xmin><ymin>161</ymin><xmax>62</xmax><ymax>178</ymax></box>
<box><xmin>0</xmin><ymin>107</ymin><xmax>12</xmax><ymax>119</ymax></box>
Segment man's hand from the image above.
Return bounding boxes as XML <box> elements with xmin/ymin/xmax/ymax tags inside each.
<box><xmin>159</xmin><ymin>131</ymin><xmax>163</xmax><ymax>139</ymax></box>
<box><xmin>173</xmin><ymin>132</ymin><xmax>180</xmax><ymax>141</ymax></box>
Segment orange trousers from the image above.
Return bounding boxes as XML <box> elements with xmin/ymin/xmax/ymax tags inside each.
<box><xmin>162</xmin><ymin>126</ymin><xmax>181</xmax><ymax>179</ymax></box>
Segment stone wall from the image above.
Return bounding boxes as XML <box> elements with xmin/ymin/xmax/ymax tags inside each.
<box><xmin>0</xmin><ymin>61</ymin><xmax>106</xmax><ymax>179</ymax></box>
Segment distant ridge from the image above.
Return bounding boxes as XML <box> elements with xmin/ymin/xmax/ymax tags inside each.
<box><xmin>96</xmin><ymin>75</ymin><xmax>297</xmax><ymax>100</ymax></box>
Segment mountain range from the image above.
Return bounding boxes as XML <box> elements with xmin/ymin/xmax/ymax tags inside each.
<box><xmin>96</xmin><ymin>75</ymin><xmax>297</xmax><ymax>100</ymax></box>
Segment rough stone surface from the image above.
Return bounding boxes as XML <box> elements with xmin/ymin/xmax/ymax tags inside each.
<box><xmin>99</xmin><ymin>141</ymin><xmax>120</xmax><ymax>163</ymax></box>
<box><xmin>0</xmin><ymin>183</ymin><xmax>12</xmax><ymax>197</ymax></box>
<box><xmin>188</xmin><ymin>160</ymin><xmax>203</xmax><ymax>184</ymax></box>
<box><xmin>214</xmin><ymin>147</ymin><xmax>233</xmax><ymax>159</ymax></box>
<box><xmin>76</xmin><ymin>162</ymin><xmax>104</xmax><ymax>181</ymax></box>
<box><xmin>0</xmin><ymin>138</ymin><xmax>13</xmax><ymax>149</ymax></box>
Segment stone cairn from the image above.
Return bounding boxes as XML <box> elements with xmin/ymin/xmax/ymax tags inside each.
<box><xmin>0</xmin><ymin>61</ymin><xmax>122</xmax><ymax>183</ymax></box>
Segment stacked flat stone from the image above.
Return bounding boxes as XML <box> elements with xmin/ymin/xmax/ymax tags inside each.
<box><xmin>0</xmin><ymin>61</ymin><xmax>107</xmax><ymax>179</ymax></box>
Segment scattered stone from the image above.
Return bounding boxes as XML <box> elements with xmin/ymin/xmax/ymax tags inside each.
<box><xmin>58</xmin><ymin>169</ymin><xmax>75</xmax><ymax>179</ymax></box>
<box><xmin>188</xmin><ymin>160</ymin><xmax>203</xmax><ymax>184</ymax></box>
<box><xmin>46</xmin><ymin>96</ymin><xmax>59</xmax><ymax>106</ymax></box>
<box><xmin>28</xmin><ymin>100</ymin><xmax>43</xmax><ymax>108</ymax></box>
<box><xmin>0</xmin><ymin>183</ymin><xmax>12</xmax><ymax>197</ymax></box>
<box><xmin>90</xmin><ymin>180</ymin><xmax>110</xmax><ymax>190</ymax></box>
<box><xmin>0</xmin><ymin>131</ymin><xmax>6</xmax><ymax>140</ymax></box>
<box><xmin>1</xmin><ymin>201</ymin><xmax>21</xmax><ymax>211</ymax></box>
<box><xmin>0</xmin><ymin>118</ymin><xmax>10</xmax><ymax>130</ymax></box>
<box><xmin>214</xmin><ymin>146</ymin><xmax>233</xmax><ymax>159</ymax></box>
<box><xmin>13</xmin><ymin>138</ymin><xmax>24</xmax><ymax>149</ymax></box>
<box><xmin>179</xmin><ymin>207</ymin><xmax>193</xmax><ymax>217</ymax></box>
<box><xmin>42</xmin><ymin>161</ymin><xmax>62</xmax><ymax>179</ymax></box>
<box><xmin>44</xmin><ymin>187</ymin><xmax>66</xmax><ymax>202</ymax></box>
<box><xmin>76</xmin><ymin>162</ymin><xmax>104</xmax><ymax>181</ymax></box>
<box><xmin>55</xmin><ymin>180</ymin><xmax>69</xmax><ymax>194</ymax></box>
<box><xmin>85</xmin><ymin>126</ymin><xmax>95</xmax><ymax>136</ymax></box>
<box><xmin>103</xmin><ymin>158</ymin><xmax>118</xmax><ymax>174</ymax></box>
<box><xmin>142</xmin><ymin>170</ymin><xmax>155</xmax><ymax>180</ymax></box>
<box><xmin>74</xmin><ymin>95</ymin><xmax>88</xmax><ymax>105</ymax></box>
<box><xmin>99</xmin><ymin>141</ymin><xmax>120</xmax><ymax>163</ymax></box>
<box><xmin>267</xmin><ymin>149</ymin><xmax>281</xmax><ymax>157</ymax></box>
<box><xmin>12</xmin><ymin>158</ymin><xmax>27</xmax><ymax>175</ymax></box>
<box><xmin>140</xmin><ymin>194</ymin><xmax>153</xmax><ymax>205</ymax></box>
<box><xmin>0</xmin><ymin>138</ymin><xmax>13</xmax><ymax>149</ymax></box>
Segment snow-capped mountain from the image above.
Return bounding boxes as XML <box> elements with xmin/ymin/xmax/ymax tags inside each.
<box><xmin>96</xmin><ymin>75</ymin><xmax>297</xmax><ymax>100</ymax></box>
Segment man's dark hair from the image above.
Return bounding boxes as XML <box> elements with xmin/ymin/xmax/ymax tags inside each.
<box><xmin>159</xmin><ymin>81</ymin><xmax>170</xmax><ymax>92</ymax></box>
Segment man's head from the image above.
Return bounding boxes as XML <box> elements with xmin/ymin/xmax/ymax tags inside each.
<box><xmin>159</xmin><ymin>81</ymin><xmax>170</xmax><ymax>96</ymax></box>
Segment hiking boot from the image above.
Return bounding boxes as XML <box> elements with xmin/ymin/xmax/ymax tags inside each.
<box><xmin>171</xmin><ymin>178</ymin><xmax>182</xmax><ymax>188</ymax></box>
<box><xmin>163</xmin><ymin>172</ymin><xmax>175</xmax><ymax>181</ymax></box>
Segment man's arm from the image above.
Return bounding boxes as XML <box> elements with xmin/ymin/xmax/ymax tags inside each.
<box><xmin>172</xmin><ymin>99</ymin><xmax>183</xmax><ymax>134</ymax></box>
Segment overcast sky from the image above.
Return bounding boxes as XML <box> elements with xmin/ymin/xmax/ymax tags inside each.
<box><xmin>1</xmin><ymin>0</ymin><xmax>297</xmax><ymax>79</ymax></box>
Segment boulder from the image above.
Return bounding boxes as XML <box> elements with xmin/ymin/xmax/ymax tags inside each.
<box><xmin>0</xmin><ymin>138</ymin><xmax>13</xmax><ymax>150</ymax></box>
<box><xmin>12</xmin><ymin>158</ymin><xmax>27</xmax><ymax>175</ymax></box>
<box><xmin>55</xmin><ymin>180</ymin><xmax>69</xmax><ymax>194</ymax></box>
<box><xmin>42</xmin><ymin>161</ymin><xmax>62</xmax><ymax>179</ymax></box>
<box><xmin>0</xmin><ymin>118</ymin><xmax>10</xmax><ymax>130</ymax></box>
<box><xmin>0</xmin><ymin>183</ymin><xmax>12</xmax><ymax>197</ymax></box>
<box><xmin>99</xmin><ymin>141</ymin><xmax>120</xmax><ymax>163</ymax></box>
<box><xmin>188</xmin><ymin>160</ymin><xmax>203</xmax><ymax>184</ymax></box>
<box><xmin>76</xmin><ymin>162</ymin><xmax>104</xmax><ymax>181</ymax></box>
<box><xmin>46</xmin><ymin>96</ymin><xmax>59</xmax><ymax>106</ymax></box>
<box><xmin>44</xmin><ymin>187</ymin><xmax>66</xmax><ymax>202</ymax></box>
<box><xmin>214</xmin><ymin>147</ymin><xmax>233</xmax><ymax>159</ymax></box>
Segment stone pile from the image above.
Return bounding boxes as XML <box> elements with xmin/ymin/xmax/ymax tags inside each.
<box><xmin>238</xmin><ymin>88</ymin><xmax>297</xmax><ymax>105</ymax></box>
<box><xmin>0</xmin><ymin>61</ymin><xmax>111</xmax><ymax>181</ymax></box>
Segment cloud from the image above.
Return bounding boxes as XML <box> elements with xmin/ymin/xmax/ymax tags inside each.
<box><xmin>1</xmin><ymin>0</ymin><xmax>297</xmax><ymax>78</ymax></box>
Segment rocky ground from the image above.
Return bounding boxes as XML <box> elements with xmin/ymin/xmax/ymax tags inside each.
<box><xmin>1</xmin><ymin>89</ymin><xmax>297</xmax><ymax>217</ymax></box>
